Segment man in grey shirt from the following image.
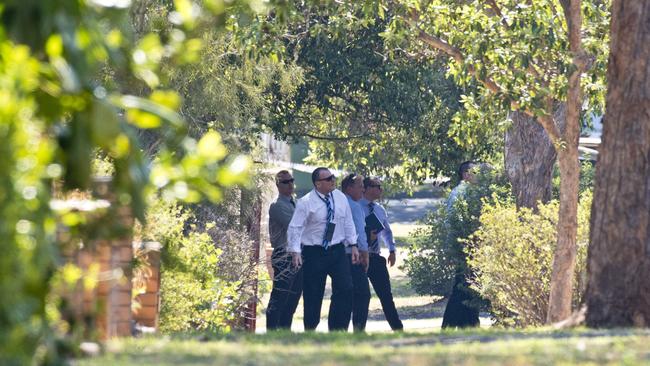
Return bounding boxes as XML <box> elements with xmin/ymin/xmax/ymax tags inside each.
<box><xmin>266</xmin><ymin>170</ymin><xmax>302</xmax><ymax>330</ymax></box>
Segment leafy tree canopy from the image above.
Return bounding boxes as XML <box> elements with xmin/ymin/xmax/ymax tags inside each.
<box><xmin>250</xmin><ymin>6</ymin><xmax>503</xmax><ymax>188</ymax></box>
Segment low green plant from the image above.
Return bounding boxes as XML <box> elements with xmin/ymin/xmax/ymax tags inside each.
<box><xmin>137</xmin><ymin>195</ymin><xmax>261</xmax><ymax>333</ymax></box>
<box><xmin>467</xmin><ymin>191</ymin><xmax>592</xmax><ymax>326</ymax></box>
<box><xmin>159</xmin><ymin>231</ymin><xmax>241</xmax><ymax>333</ymax></box>
<box><xmin>401</xmin><ymin>167</ymin><xmax>511</xmax><ymax>298</ymax></box>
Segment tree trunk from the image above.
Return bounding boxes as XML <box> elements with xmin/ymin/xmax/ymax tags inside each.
<box><xmin>546</xmin><ymin>0</ymin><xmax>584</xmax><ymax>324</ymax></box>
<box><xmin>547</xmin><ymin>144</ymin><xmax>580</xmax><ymax>323</ymax></box>
<box><xmin>505</xmin><ymin>111</ymin><xmax>557</xmax><ymax>210</ymax></box>
<box><xmin>585</xmin><ymin>0</ymin><xmax>650</xmax><ymax>327</ymax></box>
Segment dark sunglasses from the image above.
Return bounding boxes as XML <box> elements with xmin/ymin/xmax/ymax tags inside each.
<box><xmin>317</xmin><ymin>174</ymin><xmax>336</xmax><ymax>182</ymax></box>
<box><xmin>368</xmin><ymin>184</ymin><xmax>382</xmax><ymax>189</ymax></box>
<box><xmin>278</xmin><ymin>178</ymin><xmax>295</xmax><ymax>184</ymax></box>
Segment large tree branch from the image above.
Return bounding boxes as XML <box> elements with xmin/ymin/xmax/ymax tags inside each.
<box><xmin>486</xmin><ymin>0</ymin><xmax>509</xmax><ymax>28</ymax></box>
<box><xmin>416</xmin><ymin>29</ymin><xmax>562</xmax><ymax>140</ymax></box>
<box><xmin>416</xmin><ymin>30</ymin><xmax>501</xmax><ymax>94</ymax></box>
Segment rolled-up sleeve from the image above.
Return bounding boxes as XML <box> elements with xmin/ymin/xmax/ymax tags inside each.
<box><xmin>351</xmin><ymin>204</ymin><xmax>368</xmax><ymax>251</ymax></box>
<box><xmin>342</xmin><ymin>198</ymin><xmax>358</xmax><ymax>247</ymax></box>
<box><xmin>379</xmin><ymin>206</ymin><xmax>396</xmax><ymax>252</ymax></box>
<box><xmin>287</xmin><ymin>200</ymin><xmax>308</xmax><ymax>253</ymax></box>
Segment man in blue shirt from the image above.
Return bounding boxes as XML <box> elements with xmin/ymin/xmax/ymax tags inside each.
<box><xmin>442</xmin><ymin>161</ymin><xmax>481</xmax><ymax>328</ymax></box>
<box><xmin>341</xmin><ymin>173</ymin><xmax>371</xmax><ymax>332</ymax></box>
<box><xmin>360</xmin><ymin>177</ymin><xmax>404</xmax><ymax>331</ymax></box>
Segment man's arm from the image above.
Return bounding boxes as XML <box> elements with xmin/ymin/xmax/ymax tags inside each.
<box><xmin>378</xmin><ymin>205</ymin><xmax>396</xmax><ymax>253</ymax></box>
<box><xmin>351</xmin><ymin>204</ymin><xmax>368</xmax><ymax>252</ymax></box>
<box><xmin>287</xmin><ymin>199</ymin><xmax>308</xmax><ymax>254</ymax></box>
<box><xmin>341</xmin><ymin>195</ymin><xmax>360</xmax><ymax>264</ymax></box>
<box><xmin>342</xmin><ymin>196</ymin><xmax>358</xmax><ymax>247</ymax></box>
<box><xmin>378</xmin><ymin>205</ymin><xmax>397</xmax><ymax>267</ymax></box>
<box><xmin>269</xmin><ymin>200</ymin><xmax>294</xmax><ymax>230</ymax></box>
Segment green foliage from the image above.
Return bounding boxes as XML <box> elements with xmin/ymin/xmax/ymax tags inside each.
<box><xmin>134</xmin><ymin>1</ymin><xmax>304</xmax><ymax>155</ymax></box>
<box><xmin>0</xmin><ymin>42</ymin><xmax>58</xmax><ymax>366</ymax></box>
<box><xmin>0</xmin><ymin>0</ymin><xmax>273</xmax><ymax>362</ymax></box>
<box><xmin>387</xmin><ymin>0</ymin><xmax>610</xmax><ymax>123</ymax></box>
<box><xmin>159</xmin><ymin>231</ymin><xmax>241</xmax><ymax>333</ymax></box>
<box><xmin>401</xmin><ymin>167</ymin><xmax>512</xmax><ymax>297</ymax></box>
<box><xmin>137</xmin><ymin>195</ymin><xmax>262</xmax><ymax>333</ymax></box>
<box><xmin>467</xmin><ymin>191</ymin><xmax>592</xmax><ymax>327</ymax></box>
<box><xmin>262</xmin><ymin>14</ymin><xmax>502</xmax><ymax>189</ymax></box>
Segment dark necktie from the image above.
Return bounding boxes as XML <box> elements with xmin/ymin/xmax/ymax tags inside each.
<box><xmin>368</xmin><ymin>202</ymin><xmax>379</xmax><ymax>252</ymax></box>
<box><xmin>322</xmin><ymin>194</ymin><xmax>333</xmax><ymax>249</ymax></box>
<box><xmin>290</xmin><ymin>198</ymin><xmax>295</xmax><ymax>208</ymax></box>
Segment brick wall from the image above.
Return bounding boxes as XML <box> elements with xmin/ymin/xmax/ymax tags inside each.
<box><xmin>132</xmin><ymin>241</ymin><xmax>162</xmax><ymax>329</ymax></box>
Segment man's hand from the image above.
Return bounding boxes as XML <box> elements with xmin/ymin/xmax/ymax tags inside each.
<box><xmin>291</xmin><ymin>252</ymin><xmax>302</xmax><ymax>268</ymax></box>
<box><xmin>351</xmin><ymin>246</ymin><xmax>360</xmax><ymax>264</ymax></box>
<box><xmin>388</xmin><ymin>251</ymin><xmax>396</xmax><ymax>267</ymax></box>
<box><xmin>360</xmin><ymin>250</ymin><xmax>369</xmax><ymax>272</ymax></box>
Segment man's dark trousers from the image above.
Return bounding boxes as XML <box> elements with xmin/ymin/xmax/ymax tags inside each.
<box><xmin>441</xmin><ymin>274</ymin><xmax>480</xmax><ymax>328</ymax></box>
<box><xmin>302</xmin><ymin>244</ymin><xmax>353</xmax><ymax>331</ymax></box>
<box><xmin>367</xmin><ymin>253</ymin><xmax>403</xmax><ymax>330</ymax></box>
<box><xmin>348</xmin><ymin>254</ymin><xmax>371</xmax><ymax>332</ymax></box>
<box><xmin>266</xmin><ymin>247</ymin><xmax>303</xmax><ymax>330</ymax></box>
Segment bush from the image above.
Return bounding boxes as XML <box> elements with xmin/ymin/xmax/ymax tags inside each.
<box><xmin>401</xmin><ymin>167</ymin><xmax>512</xmax><ymax>298</ymax></box>
<box><xmin>136</xmin><ymin>194</ymin><xmax>261</xmax><ymax>333</ymax></box>
<box><xmin>159</xmin><ymin>231</ymin><xmax>241</xmax><ymax>332</ymax></box>
<box><xmin>467</xmin><ymin>191</ymin><xmax>592</xmax><ymax>327</ymax></box>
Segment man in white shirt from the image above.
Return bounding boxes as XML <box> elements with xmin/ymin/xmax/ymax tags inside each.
<box><xmin>288</xmin><ymin>167</ymin><xmax>360</xmax><ymax>331</ymax></box>
<box><xmin>359</xmin><ymin>177</ymin><xmax>404</xmax><ymax>331</ymax></box>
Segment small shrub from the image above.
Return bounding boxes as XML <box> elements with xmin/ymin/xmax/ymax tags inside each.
<box><xmin>401</xmin><ymin>167</ymin><xmax>512</xmax><ymax>298</ymax></box>
<box><xmin>159</xmin><ymin>231</ymin><xmax>241</xmax><ymax>333</ymax></box>
<box><xmin>467</xmin><ymin>191</ymin><xmax>592</xmax><ymax>327</ymax></box>
<box><xmin>136</xmin><ymin>195</ymin><xmax>260</xmax><ymax>333</ymax></box>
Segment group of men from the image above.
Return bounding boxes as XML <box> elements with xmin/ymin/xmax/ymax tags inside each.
<box><xmin>266</xmin><ymin>167</ymin><xmax>403</xmax><ymax>332</ymax></box>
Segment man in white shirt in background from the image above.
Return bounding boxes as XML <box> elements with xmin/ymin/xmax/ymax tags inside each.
<box><xmin>288</xmin><ymin>167</ymin><xmax>360</xmax><ymax>331</ymax></box>
<box><xmin>360</xmin><ymin>177</ymin><xmax>404</xmax><ymax>331</ymax></box>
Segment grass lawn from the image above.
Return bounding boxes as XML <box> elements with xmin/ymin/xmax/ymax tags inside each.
<box><xmin>75</xmin><ymin>328</ymin><xmax>650</xmax><ymax>365</ymax></box>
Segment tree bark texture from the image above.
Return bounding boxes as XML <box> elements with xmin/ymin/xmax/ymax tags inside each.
<box><xmin>548</xmin><ymin>143</ymin><xmax>580</xmax><ymax>323</ymax></box>
<box><xmin>585</xmin><ymin>0</ymin><xmax>650</xmax><ymax>327</ymax></box>
<box><xmin>546</xmin><ymin>0</ymin><xmax>585</xmax><ymax>324</ymax></box>
<box><xmin>505</xmin><ymin>111</ymin><xmax>559</xmax><ymax>210</ymax></box>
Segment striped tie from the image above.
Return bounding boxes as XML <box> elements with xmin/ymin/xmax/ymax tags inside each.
<box><xmin>322</xmin><ymin>194</ymin><xmax>333</xmax><ymax>249</ymax></box>
<box><xmin>368</xmin><ymin>202</ymin><xmax>379</xmax><ymax>252</ymax></box>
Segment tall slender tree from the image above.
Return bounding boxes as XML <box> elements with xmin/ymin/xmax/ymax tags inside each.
<box><xmin>381</xmin><ymin>0</ymin><xmax>609</xmax><ymax>322</ymax></box>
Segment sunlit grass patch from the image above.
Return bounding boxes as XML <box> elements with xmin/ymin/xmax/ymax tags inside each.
<box><xmin>77</xmin><ymin>328</ymin><xmax>650</xmax><ymax>366</ymax></box>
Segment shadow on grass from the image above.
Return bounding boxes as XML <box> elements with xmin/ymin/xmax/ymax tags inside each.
<box><xmin>368</xmin><ymin>300</ymin><xmax>447</xmax><ymax>321</ymax></box>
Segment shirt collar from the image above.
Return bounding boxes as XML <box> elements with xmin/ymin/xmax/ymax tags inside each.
<box><xmin>359</xmin><ymin>197</ymin><xmax>374</xmax><ymax>205</ymax></box>
<box><xmin>314</xmin><ymin>189</ymin><xmax>331</xmax><ymax>200</ymax></box>
<box><xmin>278</xmin><ymin>194</ymin><xmax>293</xmax><ymax>203</ymax></box>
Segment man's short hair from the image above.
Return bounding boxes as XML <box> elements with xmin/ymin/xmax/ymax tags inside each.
<box><xmin>363</xmin><ymin>176</ymin><xmax>377</xmax><ymax>189</ymax></box>
<box><xmin>275</xmin><ymin>170</ymin><xmax>290</xmax><ymax>184</ymax></box>
<box><xmin>311</xmin><ymin>167</ymin><xmax>329</xmax><ymax>185</ymax></box>
<box><xmin>458</xmin><ymin>161</ymin><xmax>477</xmax><ymax>181</ymax></box>
<box><xmin>341</xmin><ymin>173</ymin><xmax>360</xmax><ymax>192</ymax></box>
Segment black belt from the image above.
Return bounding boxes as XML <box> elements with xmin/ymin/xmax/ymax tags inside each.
<box><xmin>303</xmin><ymin>243</ymin><xmax>343</xmax><ymax>248</ymax></box>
